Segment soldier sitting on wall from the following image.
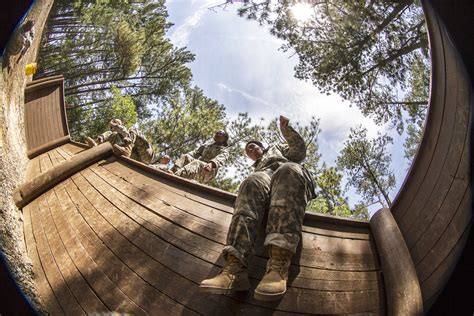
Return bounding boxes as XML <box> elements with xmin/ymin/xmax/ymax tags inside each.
<box><xmin>199</xmin><ymin>115</ymin><xmax>315</xmax><ymax>301</ymax></box>
<box><xmin>149</xmin><ymin>154</ymin><xmax>173</xmax><ymax>173</ymax></box>
<box><xmin>85</xmin><ymin>118</ymin><xmax>155</xmax><ymax>164</ymax></box>
<box><xmin>173</xmin><ymin>130</ymin><xmax>229</xmax><ymax>184</ymax></box>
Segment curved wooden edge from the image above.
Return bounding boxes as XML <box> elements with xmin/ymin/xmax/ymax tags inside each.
<box><xmin>14</xmin><ymin>142</ymin><xmax>113</xmax><ymax>208</ymax></box>
<box><xmin>27</xmin><ymin>135</ymin><xmax>70</xmax><ymax>159</ymax></box>
<box><xmin>118</xmin><ymin>155</ymin><xmax>370</xmax><ymax>228</ymax></box>
<box><xmin>370</xmin><ymin>208</ymin><xmax>423</xmax><ymax>315</ymax></box>
<box><xmin>25</xmin><ymin>75</ymin><xmax>64</xmax><ymax>93</ymax></box>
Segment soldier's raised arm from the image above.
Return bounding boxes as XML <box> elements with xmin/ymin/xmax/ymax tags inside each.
<box><xmin>279</xmin><ymin>115</ymin><xmax>306</xmax><ymax>163</ymax></box>
<box><xmin>210</xmin><ymin>146</ymin><xmax>229</xmax><ymax>169</ymax></box>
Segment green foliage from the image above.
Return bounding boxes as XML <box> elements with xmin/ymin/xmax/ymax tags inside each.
<box><xmin>238</xmin><ymin>0</ymin><xmax>429</xmax><ymax>133</ymax></box>
<box><xmin>307</xmin><ymin>166</ymin><xmax>351</xmax><ymax>217</ymax></box>
<box><xmin>306</xmin><ymin>165</ymin><xmax>369</xmax><ymax>220</ymax></box>
<box><xmin>69</xmin><ymin>86</ymin><xmax>137</xmax><ymax>140</ymax></box>
<box><xmin>403</xmin><ymin>53</ymin><xmax>429</xmax><ymax>160</ymax></box>
<box><xmin>337</xmin><ymin>126</ymin><xmax>395</xmax><ymax>208</ymax></box>
<box><xmin>37</xmin><ymin>0</ymin><xmax>194</xmax><ymax>120</ymax></box>
<box><xmin>140</xmin><ymin>86</ymin><xmax>227</xmax><ymax>157</ymax></box>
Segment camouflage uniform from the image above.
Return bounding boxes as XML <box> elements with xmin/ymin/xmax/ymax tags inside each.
<box><xmin>175</xmin><ymin>142</ymin><xmax>229</xmax><ymax>184</ymax></box>
<box><xmin>98</xmin><ymin>126</ymin><xmax>155</xmax><ymax>164</ymax></box>
<box><xmin>223</xmin><ymin>125</ymin><xmax>315</xmax><ymax>267</ymax></box>
<box><xmin>129</xmin><ymin>128</ymin><xmax>155</xmax><ymax>164</ymax></box>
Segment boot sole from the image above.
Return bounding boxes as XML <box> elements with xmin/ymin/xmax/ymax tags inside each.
<box><xmin>253</xmin><ymin>289</ymin><xmax>286</xmax><ymax>301</ymax></box>
<box><xmin>199</xmin><ymin>284</ymin><xmax>250</xmax><ymax>295</ymax></box>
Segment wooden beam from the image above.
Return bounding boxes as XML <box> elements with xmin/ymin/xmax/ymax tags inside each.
<box><xmin>27</xmin><ymin>135</ymin><xmax>70</xmax><ymax>159</ymax></box>
<box><xmin>370</xmin><ymin>208</ymin><xmax>423</xmax><ymax>315</ymax></box>
<box><xmin>14</xmin><ymin>142</ymin><xmax>113</xmax><ymax>208</ymax></box>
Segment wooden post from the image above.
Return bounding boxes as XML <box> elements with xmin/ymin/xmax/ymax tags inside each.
<box><xmin>14</xmin><ymin>142</ymin><xmax>113</xmax><ymax>208</ymax></box>
<box><xmin>370</xmin><ymin>208</ymin><xmax>423</xmax><ymax>315</ymax></box>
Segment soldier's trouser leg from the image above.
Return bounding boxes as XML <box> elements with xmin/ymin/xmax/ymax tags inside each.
<box><xmin>223</xmin><ymin>171</ymin><xmax>271</xmax><ymax>266</ymax></box>
<box><xmin>264</xmin><ymin>162</ymin><xmax>311</xmax><ymax>254</ymax></box>
<box><xmin>136</xmin><ymin>148</ymin><xmax>154</xmax><ymax>164</ymax></box>
<box><xmin>174</xmin><ymin>154</ymin><xmax>195</xmax><ymax>169</ymax></box>
<box><xmin>176</xmin><ymin>159</ymin><xmax>212</xmax><ymax>183</ymax></box>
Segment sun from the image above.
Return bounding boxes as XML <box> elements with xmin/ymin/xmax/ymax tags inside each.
<box><xmin>289</xmin><ymin>3</ymin><xmax>314</xmax><ymax>23</ymax></box>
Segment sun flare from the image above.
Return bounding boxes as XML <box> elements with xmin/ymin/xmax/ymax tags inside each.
<box><xmin>289</xmin><ymin>3</ymin><xmax>314</xmax><ymax>23</ymax></box>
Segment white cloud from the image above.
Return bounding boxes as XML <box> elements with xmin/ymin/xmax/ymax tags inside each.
<box><xmin>217</xmin><ymin>82</ymin><xmax>274</xmax><ymax>108</ymax></box>
<box><xmin>168</xmin><ymin>0</ymin><xmax>222</xmax><ymax>47</ymax></box>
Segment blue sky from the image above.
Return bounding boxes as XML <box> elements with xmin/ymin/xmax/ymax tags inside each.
<box><xmin>165</xmin><ymin>0</ymin><xmax>414</xmax><ymax>215</ymax></box>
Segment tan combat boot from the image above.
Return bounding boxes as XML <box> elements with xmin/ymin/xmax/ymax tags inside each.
<box><xmin>112</xmin><ymin>143</ymin><xmax>133</xmax><ymax>157</ymax></box>
<box><xmin>254</xmin><ymin>246</ymin><xmax>292</xmax><ymax>301</ymax></box>
<box><xmin>85</xmin><ymin>137</ymin><xmax>97</xmax><ymax>147</ymax></box>
<box><xmin>199</xmin><ymin>255</ymin><xmax>250</xmax><ymax>294</ymax></box>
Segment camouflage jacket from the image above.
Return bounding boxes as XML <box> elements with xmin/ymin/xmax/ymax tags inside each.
<box><xmin>253</xmin><ymin>125</ymin><xmax>316</xmax><ymax>198</ymax></box>
<box><xmin>129</xmin><ymin>128</ymin><xmax>153</xmax><ymax>150</ymax></box>
<box><xmin>98</xmin><ymin>125</ymin><xmax>132</xmax><ymax>145</ymax></box>
<box><xmin>253</xmin><ymin>125</ymin><xmax>306</xmax><ymax>172</ymax></box>
<box><xmin>188</xmin><ymin>142</ymin><xmax>229</xmax><ymax>169</ymax></box>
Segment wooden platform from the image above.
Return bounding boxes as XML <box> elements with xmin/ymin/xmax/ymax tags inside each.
<box><xmin>23</xmin><ymin>143</ymin><xmax>385</xmax><ymax>315</ymax></box>
<box><xmin>11</xmin><ymin>0</ymin><xmax>472</xmax><ymax>314</ymax></box>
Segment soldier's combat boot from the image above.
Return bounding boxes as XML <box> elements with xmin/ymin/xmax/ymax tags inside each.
<box><xmin>254</xmin><ymin>246</ymin><xmax>292</xmax><ymax>301</ymax></box>
<box><xmin>112</xmin><ymin>144</ymin><xmax>132</xmax><ymax>157</ymax></box>
<box><xmin>199</xmin><ymin>255</ymin><xmax>250</xmax><ymax>294</ymax></box>
<box><xmin>85</xmin><ymin>137</ymin><xmax>97</xmax><ymax>147</ymax></box>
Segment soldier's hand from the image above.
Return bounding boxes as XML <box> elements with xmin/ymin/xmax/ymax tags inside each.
<box><xmin>279</xmin><ymin>115</ymin><xmax>289</xmax><ymax>129</ymax></box>
<box><xmin>203</xmin><ymin>163</ymin><xmax>213</xmax><ymax>172</ymax></box>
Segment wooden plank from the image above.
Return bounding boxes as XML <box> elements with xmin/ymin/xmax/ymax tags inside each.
<box><xmin>82</xmin><ymin>167</ymin><xmax>380</xmax><ymax>291</ymax></box>
<box><xmin>93</xmin><ymin>163</ymin><xmax>379</xmax><ymax>271</ymax></box>
<box><xmin>398</xmin><ymin>26</ymin><xmax>471</xmax><ymax>240</ymax></box>
<box><xmin>39</xmin><ymin>190</ymin><xmax>107</xmax><ymax>313</ymax></box>
<box><xmin>23</xmin><ymin>203</ymin><xmax>64</xmax><ymax>315</ymax></box>
<box><xmin>409</xmin><ymin>138</ymin><xmax>470</xmax><ymax>262</ymax></box>
<box><xmin>30</xmin><ymin>196</ymin><xmax>85</xmax><ymax>315</ymax></box>
<box><xmin>63</xmin><ymin>177</ymin><xmax>194</xmax><ymax>315</ymax></box>
<box><xmin>420</xmin><ymin>223</ymin><xmax>471</xmax><ymax>310</ymax></box>
<box><xmin>397</xmin><ymin>61</ymin><xmax>463</xmax><ymax>233</ymax></box>
<box><xmin>52</xmin><ymin>183</ymin><xmax>149</xmax><ymax>314</ymax></box>
<box><xmin>38</xmin><ymin>151</ymin><xmax>53</xmax><ymax>174</ymax></box>
<box><xmin>390</xmin><ymin>6</ymin><xmax>447</xmax><ymax>221</ymax></box>
<box><xmin>114</xmin><ymin>160</ymin><xmax>372</xmax><ymax>241</ymax></box>
<box><xmin>14</xmin><ymin>143</ymin><xmax>113</xmax><ymax>208</ymax></box>
<box><xmin>121</xmin><ymin>156</ymin><xmax>370</xmax><ymax>229</ymax></box>
<box><xmin>61</xmin><ymin>142</ymin><xmax>87</xmax><ymax>156</ymax></box>
<box><xmin>26</xmin><ymin>154</ymin><xmax>41</xmax><ymax>180</ymax></box>
<box><xmin>72</xmin><ymin>169</ymin><xmax>383</xmax><ymax>313</ymax></box>
<box><xmin>415</xmin><ymin>190</ymin><xmax>472</xmax><ymax>282</ymax></box>
<box><xmin>98</xmin><ymin>162</ymin><xmax>379</xmax><ymax>270</ymax></box>
<box><xmin>27</xmin><ymin>135</ymin><xmax>70</xmax><ymax>159</ymax></box>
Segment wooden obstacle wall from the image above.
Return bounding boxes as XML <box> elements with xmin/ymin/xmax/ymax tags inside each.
<box><xmin>390</xmin><ymin>1</ymin><xmax>472</xmax><ymax>310</ymax></box>
<box><xmin>24</xmin><ymin>75</ymin><xmax>69</xmax><ymax>158</ymax></box>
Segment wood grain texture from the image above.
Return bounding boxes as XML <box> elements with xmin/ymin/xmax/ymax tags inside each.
<box><xmin>24</xmin><ymin>76</ymin><xmax>69</xmax><ymax>153</ymax></box>
<box><xmin>371</xmin><ymin>208</ymin><xmax>423</xmax><ymax>315</ymax></box>
<box><xmin>390</xmin><ymin>1</ymin><xmax>472</xmax><ymax>311</ymax></box>
<box><xmin>21</xmin><ymin>152</ymin><xmax>384</xmax><ymax>314</ymax></box>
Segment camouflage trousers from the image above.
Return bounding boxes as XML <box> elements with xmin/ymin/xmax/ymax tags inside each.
<box><xmin>174</xmin><ymin>154</ymin><xmax>216</xmax><ymax>184</ymax></box>
<box><xmin>131</xmin><ymin>147</ymin><xmax>154</xmax><ymax>165</ymax></box>
<box><xmin>101</xmin><ymin>132</ymin><xmax>127</xmax><ymax>146</ymax></box>
<box><xmin>223</xmin><ymin>162</ymin><xmax>314</xmax><ymax>267</ymax></box>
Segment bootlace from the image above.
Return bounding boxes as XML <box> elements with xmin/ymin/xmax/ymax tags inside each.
<box><xmin>266</xmin><ymin>247</ymin><xmax>291</xmax><ymax>277</ymax></box>
<box><xmin>222</xmin><ymin>255</ymin><xmax>243</xmax><ymax>274</ymax></box>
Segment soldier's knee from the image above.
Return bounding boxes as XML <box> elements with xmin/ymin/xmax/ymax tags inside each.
<box><xmin>239</xmin><ymin>172</ymin><xmax>270</xmax><ymax>195</ymax></box>
<box><xmin>274</xmin><ymin>162</ymin><xmax>303</xmax><ymax>179</ymax></box>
